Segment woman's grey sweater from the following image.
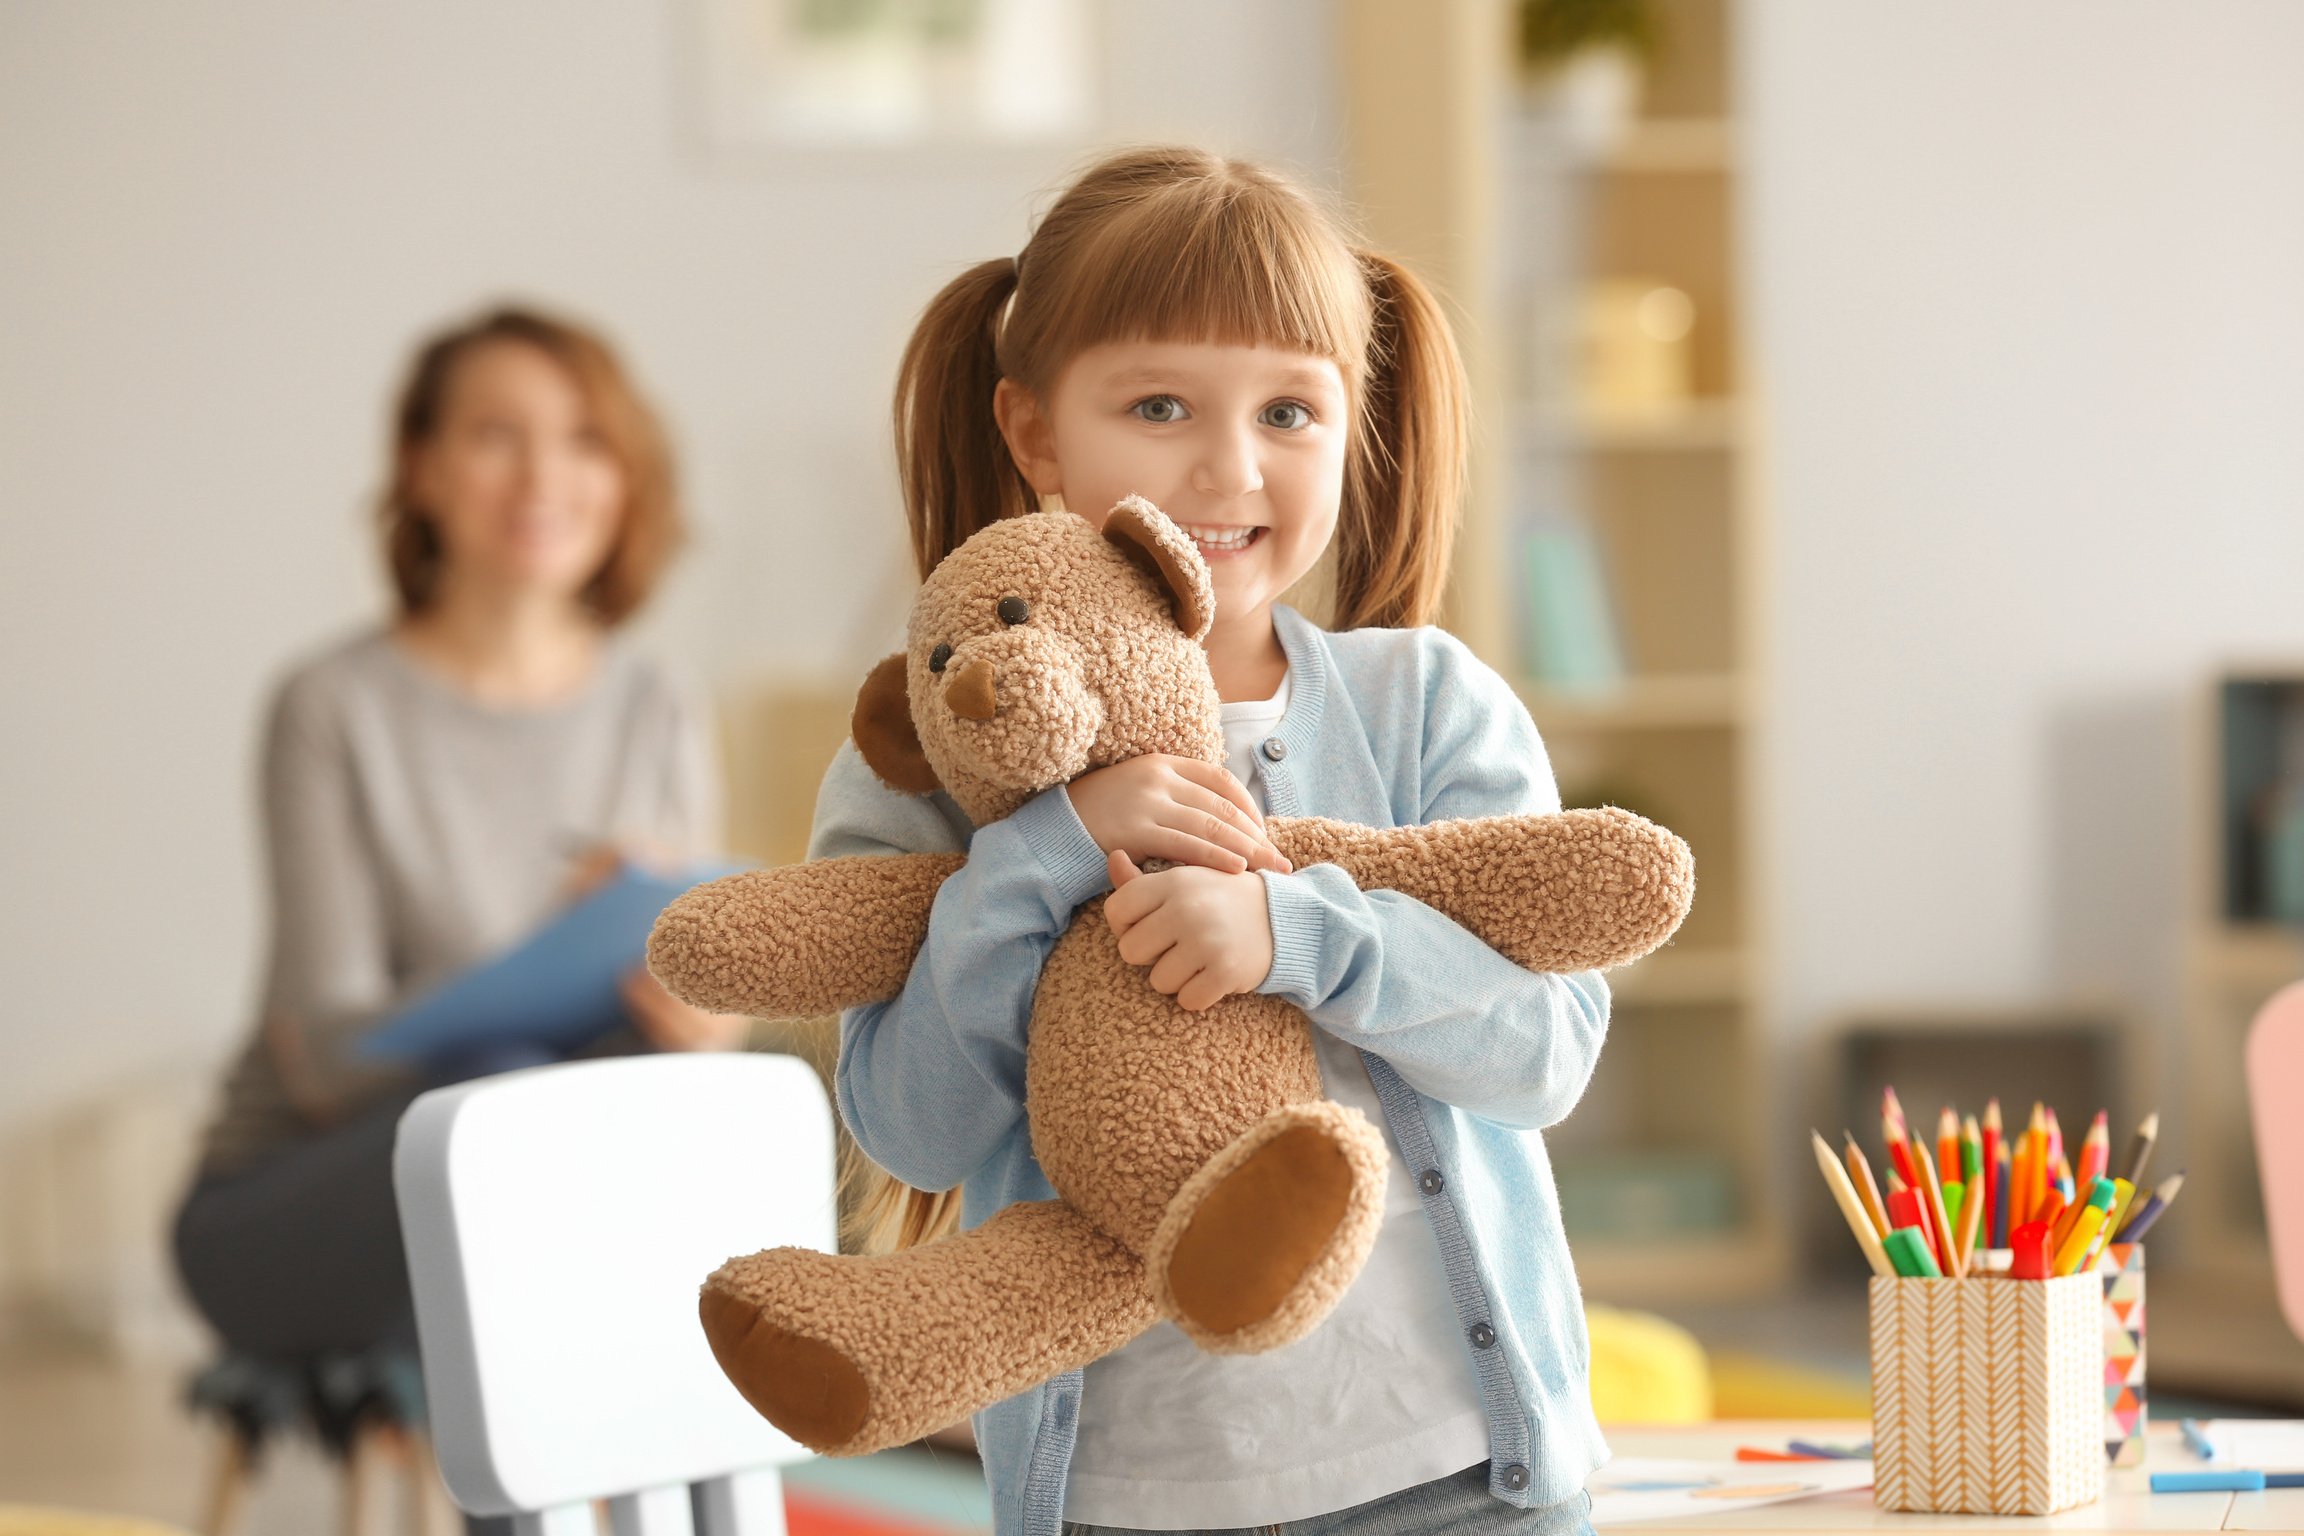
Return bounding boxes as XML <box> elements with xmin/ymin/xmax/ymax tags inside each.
<box><xmin>198</xmin><ymin>629</ymin><xmax>719</xmax><ymax>1174</ymax></box>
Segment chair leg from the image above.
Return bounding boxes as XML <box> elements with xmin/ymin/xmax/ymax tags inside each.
<box><xmin>344</xmin><ymin>1424</ymin><xmax>391</xmax><ymax>1536</ymax></box>
<box><xmin>405</xmin><ymin>1429</ymin><xmax>460</xmax><ymax>1536</ymax></box>
<box><xmin>200</xmin><ymin>1428</ymin><xmax>253</xmax><ymax>1536</ymax></box>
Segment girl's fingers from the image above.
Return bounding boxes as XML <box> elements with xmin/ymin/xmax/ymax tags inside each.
<box><xmin>1147</xmin><ymin>825</ymin><xmax>1250</xmax><ymax>874</ymax></box>
<box><xmin>1173</xmin><ymin>788</ymin><xmax>1293</xmax><ymax>872</ymax></box>
<box><xmin>1152</xmin><ymin>809</ymin><xmax>1262</xmax><ymax>872</ymax></box>
<box><xmin>1105</xmin><ymin>872</ymin><xmax>1157</xmax><ymax>934</ymax></box>
<box><xmin>1115</xmin><ymin>906</ymin><xmax>1180</xmax><ymax>969</ymax></box>
<box><xmin>1172</xmin><ymin>759</ymin><xmax>1269</xmax><ymax>830</ymax></box>
<box><xmin>1176</xmin><ymin>970</ymin><xmax>1235</xmax><ymax>1012</ymax></box>
<box><xmin>1108</xmin><ymin>849</ymin><xmax>1141</xmax><ymax>888</ymax></box>
<box><xmin>1147</xmin><ymin>946</ymin><xmax>1202</xmax><ymax>997</ymax></box>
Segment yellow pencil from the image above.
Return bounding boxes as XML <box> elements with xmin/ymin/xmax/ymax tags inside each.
<box><xmin>1814</xmin><ymin>1130</ymin><xmax>1895</xmax><ymax>1278</ymax></box>
<box><xmin>1845</xmin><ymin>1131</ymin><xmax>1891</xmax><ymax>1238</ymax></box>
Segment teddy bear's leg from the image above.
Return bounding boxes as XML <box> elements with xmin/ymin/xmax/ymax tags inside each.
<box><xmin>698</xmin><ymin>1199</ymin><xmax>1158</xmax><ymax>1457</ymax></box>
<box><xmin>1143</xmin><ymin>1099</ymin><xmax>1390</xmax><ymax>1355</ymax></box>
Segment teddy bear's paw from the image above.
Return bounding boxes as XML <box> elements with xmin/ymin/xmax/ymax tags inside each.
<box><xmin>1147</xmin><ymin>1100</ymin><xmax>1389</xmax><ymax>1354</ymax></box>
<box><xmin>699</xmin><ymin>1272</ymin><xmax>873</xmax><ymax>1455</ymax></box>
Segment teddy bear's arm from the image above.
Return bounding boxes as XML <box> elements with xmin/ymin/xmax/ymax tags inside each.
<box><xmin>646</xmin><ymin>853</ymin><xmax>969</xmax><ymax>1018</ymax></box>
<box><xmin>1265</xmin><ymin>806</ymin><xmax>1692</xmax><ymax>973</ymax></box>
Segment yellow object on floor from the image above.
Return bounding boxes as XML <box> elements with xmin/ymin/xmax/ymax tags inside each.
<box><xmin>1586</xmin><ymin>1304</ymin><xmax>1713</xmax><ymax>1424</ymax></box>
<box><xmin>1708</xmin><ymin>1349</ymin><xmax>1873</xmax><ymax>1419</ymax></box>
<box><xmin>0</xmin><ymin>1510</ymin><xmax>191</xmax><ymax>1536</ymax></box>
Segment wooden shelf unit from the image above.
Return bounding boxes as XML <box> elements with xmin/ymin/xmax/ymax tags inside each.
<box><xmin>1343</xmin><ymin>0</ymin><xmax>1778</xmax><ymax>1305</ymax></box>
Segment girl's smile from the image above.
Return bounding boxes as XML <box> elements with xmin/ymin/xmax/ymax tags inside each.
<box><xmin>995</xmin><ymin>339</ymin><xmax>1350</xmax><ymax>699</ymax></box>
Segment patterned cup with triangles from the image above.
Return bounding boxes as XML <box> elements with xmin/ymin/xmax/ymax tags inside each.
<box><xmin>2102</xmin><ymin>1242</ymin><xmax>2148</xmax><ymax>1467</ymax></box>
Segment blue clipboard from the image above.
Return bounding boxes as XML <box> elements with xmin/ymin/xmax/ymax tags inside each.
<box><xmin>358</xmin><ymin>862</ymin><xmax>737</xmax><ymax>1064</ymax></box>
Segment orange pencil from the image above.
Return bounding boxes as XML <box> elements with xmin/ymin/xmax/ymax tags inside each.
<box><xmin>2033</xmin><ymin>1184</ymin><xmax>2069</xmax><ymax>1243</ymax></box>
<box><xmin>2077</xmin><ymin>1110</ymin><xmax>2109</xmax><ymax>1190</ymax></box>
<box><xmin>1845</xmin><ymin>1131</ymin><xmax>1891</xmax><ymax>1238</ymax></box>
<box><xmin>1981</xmin><ymin>1099</ymin><xmax>2003</xmax><ymax>1248</ymax></box>
<box><xmin>1911</xmin><ymin>1131</ymin><xmax>1964</xmax><ymax>1277</ymax></box>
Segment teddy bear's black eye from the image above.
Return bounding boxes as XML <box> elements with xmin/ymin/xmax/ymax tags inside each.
<box><xmin>928</xmin><ymin>643</ymin><xmax>952</xmax><ymax>673</ymax></box>
<box><xmin>997</xmin><ymin>596</ymin><xmax>1029</xmax><ymax>626</ymax></box>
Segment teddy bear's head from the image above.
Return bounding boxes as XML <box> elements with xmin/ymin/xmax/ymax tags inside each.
<box><xmin>852</xmin><ymin>498</ymin><xmax>1226</xmax><ymax>826</ymax></box>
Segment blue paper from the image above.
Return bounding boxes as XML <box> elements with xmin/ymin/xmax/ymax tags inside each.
<box><xmin>358</xmin><ymin>863</ymin><xmax>738</xmax><ymax>1065</ymax></box>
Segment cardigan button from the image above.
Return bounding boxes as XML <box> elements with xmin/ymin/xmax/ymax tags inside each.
<box><xmin>1500</xmin><ymin>1463</ymin><xmax>1530</xmax><ymax>1492</ymax></box>
<box><xmin>1468</xmin><ymin>1322</ymin><xmax>1496</xmax><ymax>1350</ymax></box>
<box><xmin>1418</xmin><ymin>1168</ymin><xmax>1445</xmax><ymax>1197</ymax></box>
<box><xmin>1260</xmin><ymin>736</ymin><xmax>1288</xmax><ymax>762</ymax></box>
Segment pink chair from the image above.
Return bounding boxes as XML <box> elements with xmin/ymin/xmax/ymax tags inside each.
<box><xmin>2247</xmin><ymin>983</ymin><xmax>2304</xmax><ymax>1342</ymax></box>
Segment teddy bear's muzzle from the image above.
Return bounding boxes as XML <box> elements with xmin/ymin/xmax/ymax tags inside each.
<box><xmin>943</xmin><ymin>658</ymin><xmax>998</xmax><ymax>720</ymax></box>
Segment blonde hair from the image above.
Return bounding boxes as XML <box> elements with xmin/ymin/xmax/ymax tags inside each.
<box><xmin>853</xmin><ymin>146</ymin><xmax>1470</xmax><ymax>1255</ymax></box>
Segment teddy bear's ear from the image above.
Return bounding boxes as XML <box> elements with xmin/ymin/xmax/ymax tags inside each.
<box><xmin>852</xmin><ymin>652</ymin><xmax>942</xmax><ymax>795</ymax></box>
<box><xmin>1102</xmin><ymin>495</ymin><xmax>1214</xmax><ymax>643</ymax></box>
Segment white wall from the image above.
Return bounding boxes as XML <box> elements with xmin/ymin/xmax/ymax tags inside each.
<box><xmin>0</xmin><ymin>0</ymin><xmax>1340</xmax><ymax>1137</ymax></box>
<box><xmin>1744</xmin><ymin>3</ymin><xmax>2304</xmax><ymax>1090</ymax></box>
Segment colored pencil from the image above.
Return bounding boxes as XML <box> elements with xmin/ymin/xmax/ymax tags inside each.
<box><xmin>2086</xmin><ymin>1178</ymin><xmax>2134</xmax><ymax>1272</ymax></box>
<box><xmin>1990</xmin><ymin>1143</ymin><xmax>2011</xmax><ymax>1249</ymax></box>
<box><xmin>1980</xmin><ymin>1099</ymin><xmax>2002</xmax><ymax>1251</ymax></box>
<box><xmin>2046</xmin><ymin>1105</ymin><xmax>2065</xmax><ymax>1175</ymax></box>
<box><xmin>1814</xmin><ymin>1130</ymin><xmax>1895</xmax><ymax>1277</ymax></box>
<box><xmin>2077</xmin><ymin>1109</ymin><xmax>2109</xmax><ymax>1190</ymax></box>
<box><xmin>2115</xmin><ymin>1172</ymin><xmax>2186</xmax><ymax>1244</ymax></box>
<box><xmin>1938</xmin><ymin>1106</ymin><xmax>1961</xmax><ymax>1185</ymax></box>
<box><xmin>1845</xmin><ymin>1131</ymin><xmax>1891</xmax><ymax>1238</ymax></box>
<box><xmin>2123</xmin><ymin>1110</ymin><xmax>2160</xmax><ymax>1189</ymax></box>
<box><xmin>1955</xmin><ymin>1151</ymin><xmax>1986</xmax><ymax>1272</ymax></box>
<box><xmin>1911</xmin><ymin>1131</ymin><xmax>1964</xmax><ymax>1277</ymax></box>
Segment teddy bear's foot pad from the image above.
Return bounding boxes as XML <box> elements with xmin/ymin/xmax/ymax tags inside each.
<box><xmin>700</xmin><ymin>1203</ymin><xmax>1160</xmax><ymax>1456</ymax></box>
<box><xmin>700</xmin><ymin>1285</ymin><xmax>869</xmax><ymax>1451</ymax></box>
<box><xmin>1151</xmin><ymin>1100</ymin><xmax>1388</xmax><ymax>1354</ymax></box>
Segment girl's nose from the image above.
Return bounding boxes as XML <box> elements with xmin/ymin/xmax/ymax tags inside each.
<box><xmin>1192</xmin><ymin>426</ymin><xmax>1264</xmax><ymax>500</ymax></box>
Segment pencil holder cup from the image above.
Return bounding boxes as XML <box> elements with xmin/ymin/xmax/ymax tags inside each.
<box><xmin>2102</xmin><ymin>1242</ymin><xmax>2147</xmax><ymax>1466</ymax></box>
<box><xmin>1869</xmin><ymin>1275</ymin><xmax>2106</xmax><ymax>1515</ymax></box>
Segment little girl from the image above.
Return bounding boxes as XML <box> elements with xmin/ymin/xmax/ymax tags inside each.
<box><xmin>813</xmin><ymin>147</ymin><xmax>1608</xmax><ymax>1536</ymax></box>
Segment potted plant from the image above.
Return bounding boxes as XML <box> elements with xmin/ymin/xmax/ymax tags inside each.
<box><xmin>1519</xmin><ymin>0</ymin><xmax>1660</xmax><ymax>157</ymax></box>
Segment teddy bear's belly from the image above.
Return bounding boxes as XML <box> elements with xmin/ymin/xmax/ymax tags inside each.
<box><xmin>1024</xmin><ymin>897</ymin><xmax>1325</xmax><ymax>1253</ymax></box>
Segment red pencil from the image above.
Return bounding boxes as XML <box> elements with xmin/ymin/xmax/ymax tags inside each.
<box><xmin>1981</xmin><ymin>1099</ymin><xmax>2003</xmax><ymax>1250</ymax></box>
<box><xmin>2077</xmin><ymin>1110</ymin><xmax>2109</xmax><ymax>1191</ymax></box>
<box><xmin>1937</xmin><ymin>1106</ymin><xmax>1960</xmax><ymax>1185</ymax></box>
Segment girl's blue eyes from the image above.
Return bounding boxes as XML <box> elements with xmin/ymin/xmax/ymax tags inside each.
<box><xmin>1127</xmin><ymin>396</ymin><xmax>1316</xmax><ymax>429</ymax></box>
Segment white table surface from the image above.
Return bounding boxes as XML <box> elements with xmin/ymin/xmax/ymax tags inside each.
<box><xmin>1596</xmin><ymin>1422</ymin><xmax>2300</xmax><ymax>1534</ymax></box>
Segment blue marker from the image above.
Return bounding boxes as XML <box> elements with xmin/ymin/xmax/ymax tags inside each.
<box><xmin>2152</xmin><ymin>1471</ymin><xmax>2266</xmax><ymax>1493</ymax></box>
<box><xmin>2180</xmin><ymin>1418</ymin><xmax>2218</xmax><ymax>1461</ymax></box>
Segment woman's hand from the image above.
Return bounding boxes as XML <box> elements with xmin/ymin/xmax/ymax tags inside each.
<box><xmin>1103</xmin><ymin>850</ymin><xmax>1276</xmax><ymax>1012</ymax></box>
<box><xmin>1066</xmin><ymin>755</ymin><xmax>1291</xmax><ymax>875</ymax></box>
<box><xmin>620</xmin><ymin>966</ymin><xmax>751</xmax><ymax>1052</ymax></box>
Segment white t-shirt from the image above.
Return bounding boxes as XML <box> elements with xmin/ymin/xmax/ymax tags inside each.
<box><xmin>1061</xmin><ymin>668</ymin><xmax>1492</xmax><ymax>1529</ymax></box>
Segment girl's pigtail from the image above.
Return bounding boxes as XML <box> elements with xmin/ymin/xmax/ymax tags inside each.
<box><xmin>893</xmin><ymin>257</ymin><xmax>1031</xmax><ymax>580</ymax></box>
<box><xmin>1336</xmin><ymin>251</ymin><xmax>1470</xmax><ymax>630</ymax></box>
<box><xmin>840</xmin><ymin>1138</ymin><xmax>961</xmax><ymax>1255</ymax></box>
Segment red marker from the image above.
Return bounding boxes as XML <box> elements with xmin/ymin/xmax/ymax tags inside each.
<box><xmin>2009</xmin><ymin>1219</ymin><xmax>2053</xmax><ymax>1279</ymax></box>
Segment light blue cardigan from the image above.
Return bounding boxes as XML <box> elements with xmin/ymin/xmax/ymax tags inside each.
<box><xmin>808</xmin><ymin>604</ymin><xmax>1612</xmax><ymax>1536</ymax></box>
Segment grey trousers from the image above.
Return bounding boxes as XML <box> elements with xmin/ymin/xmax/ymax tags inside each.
<box><xmin>173</xmin><ymin>1088</ymin><xmax>512</xmax><ymax>1536</ymax></box>
<box><xmin>1061</xmin><ymin>1463</ymin><xmax>1597</xmax><ymax>1536</ymax></box>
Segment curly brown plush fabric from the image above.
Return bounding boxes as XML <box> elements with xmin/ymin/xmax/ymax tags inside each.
<box><xmin>648</xmin><ymin>500</ymin><xmax>1695</xmax><ymax>1456</ymax></box>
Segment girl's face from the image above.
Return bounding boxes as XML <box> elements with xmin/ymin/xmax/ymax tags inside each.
<box><xmin>999</xmin><ymin>340</ymin><xmax>1350</xmax><ymax>636</ymax></box>
<box><xmin>409</xmin><ymin>340</ymin><xmax>627</xmax><ymax>607</ymax></box>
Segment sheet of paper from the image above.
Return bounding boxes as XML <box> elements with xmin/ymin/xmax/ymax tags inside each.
<box><xmin>2200</xmin><ymin>1420</ymin><xmax>2304</xmax><ymax>1470</ymax></box>
<box><xmin>1589</xmin><ymin>1457</ymin><xmax>1875</xmax><ymax>1526</ymax></box>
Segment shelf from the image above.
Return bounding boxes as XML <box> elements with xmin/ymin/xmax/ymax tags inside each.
<box><xmin>1603</xmin><ymin>117</ymin><xmax>1734</xmax><ymax>174</ymax></box>
<box><xmin>1517</xmin><ymin>672</ymin><xmax>1745</xmax><ymax>731</ymax></box>
<box><xmin>1523</xmin><ymin>398</ymin><xmax>1743</xmax><ymax>452</ymax></box>
<box><xmin>2191</xmin><ymin>923</ymin><xmax>2304</xmax><ymax>986</ymax></box>
<box><xmin>1613</xmin><ymin>945</ymin><xmax>1748</xmax><ymax>1005</ymax></box>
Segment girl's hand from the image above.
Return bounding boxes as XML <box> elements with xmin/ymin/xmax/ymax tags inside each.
<box><xmin>1066</xmin><ymin>755</ymin><xmax>1292</xmax><ymax>875</ymax></box>
<box><xmin>1104</xmin><ymin>851</ymin><xmax>1275</xmax><ymax>1011</ymax></box>
<box><xmin>620</xmin><ymin>966</ymin><xmax>751</xmax><ymax>1052</ymax></box>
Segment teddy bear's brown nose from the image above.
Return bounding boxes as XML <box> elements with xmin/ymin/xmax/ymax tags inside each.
<box><xmin>944</xmin><ymin>658</ymin><xmax>997</xmax><ymax>720</ymax></box>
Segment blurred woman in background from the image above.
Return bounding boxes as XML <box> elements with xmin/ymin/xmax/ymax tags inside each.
<box><xmin>172</xmin><ymin>308</ymin><xmax>742</xmax><ymax>1505</ymax></box>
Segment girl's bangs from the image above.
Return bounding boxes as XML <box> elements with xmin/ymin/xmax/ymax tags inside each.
<box><xmin>1049</xmin><ymin>188</ymin><xmax>1371</xmax><ymax>373</ymax></box>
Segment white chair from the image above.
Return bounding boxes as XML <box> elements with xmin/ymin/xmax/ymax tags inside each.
<box><xmin>393</xmin><ymin>1054</ymin><xmax>836</xmax><ymax>1536</ymax></box>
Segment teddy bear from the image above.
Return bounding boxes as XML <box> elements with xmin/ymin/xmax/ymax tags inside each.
<box><xmin>645</xmin><ymin>498</ymin><xmax>1694</xmax><ymax>1458</ymax></box>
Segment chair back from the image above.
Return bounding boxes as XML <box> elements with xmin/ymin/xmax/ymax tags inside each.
<box><xmin>2248</xmin><ymin>982</ymin><xmax>2304</xmax><ymax>1344</ymax></box>
<box><xmin>395</xmin><ymin>1054</ymin><xmax>835</xmax><ymax>1534</ymax></box>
